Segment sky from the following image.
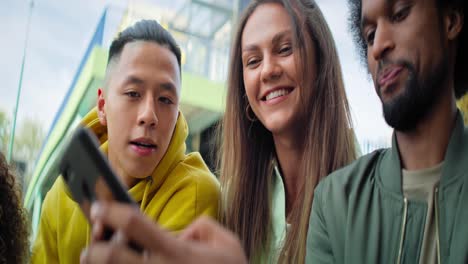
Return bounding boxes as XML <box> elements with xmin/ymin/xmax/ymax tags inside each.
<box><xmin>0</xmin><ymin>0</ymin><xmax>392</xmax><ymax>154</ymax></box>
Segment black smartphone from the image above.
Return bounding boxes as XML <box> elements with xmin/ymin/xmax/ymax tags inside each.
<box><xmin>59</xmin><ymin>126</ymin><xmax>141</xmax><ymax>251</ymax></box>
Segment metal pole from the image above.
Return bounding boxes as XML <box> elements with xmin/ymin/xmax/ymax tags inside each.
<box><xmin>7</xmin><ymin>0</ymin><xmax>34</xmax><ymax>164</ymax></box>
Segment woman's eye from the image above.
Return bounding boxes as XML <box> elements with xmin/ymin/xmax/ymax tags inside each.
<box><xmin>279</xmin><ymin>46</ymin><xmax>292</xmax><ymax>54</ymax></box>
<box><xmin>246</xmin><ymin>58</ymin><xmax>260</xmax><ymax>66</ymax></box>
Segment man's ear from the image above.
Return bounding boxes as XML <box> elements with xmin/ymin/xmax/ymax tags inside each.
<box><xmin>97</xmin><ymin>88</ymin><xmax>107</xmax><ymax>126</ymax></box>
<box><xmin>445</xmin><ymin>8</ymin><xmax>464</xmax><ymax>40</ymax></box>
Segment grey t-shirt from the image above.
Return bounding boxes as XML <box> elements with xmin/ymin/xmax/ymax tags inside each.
<box><xmin>402</xmin><ymin>163</ymin><xmax>443</xmax><ymax>264</ymax></box>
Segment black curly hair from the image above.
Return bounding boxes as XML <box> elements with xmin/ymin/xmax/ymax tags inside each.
<box><xmin>0</xmin><ymin>153</ymin><xmax>29</xmax><ymax>263</ymax></box>
<box><xmin>348</xmin><ymin>0</ymin><xmax>467</xmax><ymax>98</ymax></box>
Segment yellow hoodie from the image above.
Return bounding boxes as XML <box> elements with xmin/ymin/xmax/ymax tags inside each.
<box><xmin>32</xmin><ymin>108</ymin><xmax>220</xmax><ymax>264</ymax></box>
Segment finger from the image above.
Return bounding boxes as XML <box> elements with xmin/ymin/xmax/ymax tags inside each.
<box><xmin>91</xmin><ymin>221</ymin><xmax>104</xmax><ymax>243</ymax></box>
<box><xmin>81</xmin><ymin>243</ymin><xmax>143</xmax><ymax>264</ymax></box>
<box><xmin>179</xmin><ymin>216</ymin><xmax>225</xmax><ymax>242</ymax></box>
<box><xmin>110</xmin><ymin>230</ymin><xmax>128</xmax><ymax>246</ymax></box>
<box><xmin>178</xmin><ymin>219</ymin><xmax>205</xmax><ymax>241</ymax></box>
<box><xmin>182</xmin><ymin>217</ymin><xmax>248</xmax><ymax>264</ymax></box>
<box><xmin>90</xmin><ymin>202</ymin><xmax>178</xmax><ymax>252</ymax></box>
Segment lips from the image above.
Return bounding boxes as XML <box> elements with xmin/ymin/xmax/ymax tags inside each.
<box><xmin>378</xmin><ymin>66</ymin><xmax>403</xmax><ymax>87</ymax></box>
<box><xmin>261</xmin><ymin>87</ymin><xmax>294</xmax><ymax>101</ymax></box>
<box><xmin>130</xmin><ymin>138</ymin><xmax>157</xmax><ymax>156</ymax></box>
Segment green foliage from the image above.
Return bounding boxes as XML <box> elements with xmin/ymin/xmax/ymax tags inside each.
<box><xmin>0</xmin><ymin>110</ymin><xmax>11</xmax><ymax>153</ymax></box>
<box><xmin>14</xmin><ymin>117</ymin><xmax>45</xmax><ymax>165</ymax></box>
<box><xmin>0</xmin><ymin>109</ymin><xmax>46</xmax><ymax>186</ymax></box>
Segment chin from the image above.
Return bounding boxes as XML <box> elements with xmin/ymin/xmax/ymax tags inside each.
<box><xmin>126</xmin><ymin>165</ymin><xmax>157</xmax><ymax>179</ymax></box>
<box><xmin>263</xmin><ymin>116</ymin><xmax>294</xmax><ymax>134</ymax></box>
<box><xmin>265</xmin><ymin>124</ymin><xmax>289</xmax><ymax>137</ymax></box>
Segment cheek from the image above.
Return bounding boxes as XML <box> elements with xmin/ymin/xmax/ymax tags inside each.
<box><xmin>108</xmin><ymin>104</ymin><xmax>128</xmax><ymax>125</ymax></box>
<box><xmin>244</xmin><ymin>88</ymin><xmax>257</xmax><ymax>113</ymax></box>
<box><xmin>107</xmin><ymin>118</ymin><xmax>128</xmax><ymax>140</ymax></box>
<box><xmin>105</xmin><ymin>95</ymin><xmax>125</xmax><ymax>117</ymax></box>
<box><xmin>367</xmin><ymin>57</ymin><xmax>378</xmax><ymax>79</ymax></box>
<box><xmin>160</xmin><ymin>109</ymin><xmax>178</xmax><ymax>129</ymax></box>
<box><xmin>159</xmin><ymin>114</ymin><xmax>178</xmax><ymax>147</ymax></box>
<box><xmin>106</xmin><ymin>105</ymin><xmax>135</xmax><ymax>137</ymax></box>
<box><xmin>285</xmin><ymin>57</ymin><xmax>299</xmax><ymax>80</ymax></box>
<box><xmin>106</xmin><ymin>122</ymin><xmax>125</xmax><ymax>154</ymax></box>
<box><xmin>243</xmin><ymin>73</ymin><xmax>258</xmax><ymax>104</ymax></box>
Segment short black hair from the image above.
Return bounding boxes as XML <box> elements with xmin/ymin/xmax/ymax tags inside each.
<box><xmin>108</xmin><ymin>19</ymin><xmax>181</xmax><ymax>72</ymax></box>
<box><xmin>348</xmin><ymin>0</ymin><xmax>467</xmax><ymax>98</ymax></box>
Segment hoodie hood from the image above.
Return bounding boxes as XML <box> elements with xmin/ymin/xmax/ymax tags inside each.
<box><xmin>80</xmin><ymin>107</ymin><xmax>188</xmax><ymax>208</ymax></box>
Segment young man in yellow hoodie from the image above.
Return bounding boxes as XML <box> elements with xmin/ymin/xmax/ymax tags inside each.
<box><xmin>32</xmin><ymin>19</ymin><xmax>220</xmax><ymax>263</ymax></box>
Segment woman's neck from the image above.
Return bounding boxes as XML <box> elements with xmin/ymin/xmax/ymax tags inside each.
<box><xmin>273</xmin><ymin>133</ymin><xmax>303</xmax><ymax>218</ymax></box>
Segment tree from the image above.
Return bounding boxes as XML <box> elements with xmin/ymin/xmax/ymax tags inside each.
<box><xmin>0</xmin><ymin>110</ymin><xmax>46</xmax><ymax>187</ymax></box>
<box><xmin>13</xmin><ymin>116</ymin><xmax>46</xmax><ymax>185</ymax></box>
<box><xmin>0</xmin><ymin>110</ymin><xmax>11</xmax><ymax>153</ymax></box>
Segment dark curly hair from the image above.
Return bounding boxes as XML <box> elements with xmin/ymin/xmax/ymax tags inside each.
<box><xmin>348</xmin><ymin>0</ymin><xmax>467</xmax><ymax>98</ymax></box>
<box><xmin>0</xmin><ymin>153</ymin><xmax>29</xmax><ymax>263</ymax></box>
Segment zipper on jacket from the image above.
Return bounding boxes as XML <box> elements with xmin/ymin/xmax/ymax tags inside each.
<box><xmin>435</xmin><ymin>187</ymin><xmax>441</xmax><ymax>264</ymax></box>
<box><xmin>396</xmin><ymin>197</ymin><xmax>408</xmax><ymax>264</ymax></box>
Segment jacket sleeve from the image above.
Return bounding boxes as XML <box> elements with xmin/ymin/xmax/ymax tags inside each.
<box><xmin>31</xmin><ymin>179</ymin><xmax>60</xmax><ymax>264</ymax></box>
<box><xmin>158</xmin><ymin>170</ymin><xmax>220</xmax><ymax>232</ymax></box>
<box><xmin>192</xmin><ymin>173</ymin><xmax>220</xmax><ymax>219</ymax></box>
<box><xmin>306</xmin><ymin>182</ymin><xmax>335</xmax><ymax>264</ymax></box>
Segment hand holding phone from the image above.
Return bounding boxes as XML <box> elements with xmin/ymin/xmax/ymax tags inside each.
<box><xmin>59</xmin><ymin>126</ymin><xmax>142</xmax><ymax>252</ymax></box>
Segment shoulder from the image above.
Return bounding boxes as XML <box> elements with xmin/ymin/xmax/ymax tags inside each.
<box><xmin>42</xmin><ymin>176</ymin><xmax>78</xmax><ymax>216</ymax></box>
<box><xmin>157</xmin><ymin>152</ymin><xmax>220</xmax><ymax>223</ymax></box>
<box><xmin>166</xmin><ymin>152</ymin><xmax>220</xmax><ymax>198</ymax></box>
<box><xmin>315</xmin><ymin>149</ymin><xmax>388</xmax><ymax>204</ymax></box>
<box><xmin>43</xmin><ymin>176</ymin><xmax>66</xmax><ymax>207</ymax></box>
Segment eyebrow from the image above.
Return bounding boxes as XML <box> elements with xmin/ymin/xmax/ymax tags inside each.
<box><xmin>360</xmin><ymin>0</ymin><xmax>398</xmax><ymax>31</ymax></box>
<box><xmin>124</xmin><ymin>75</ymin><xmax>178</xmax><ymax>94</ymax></box>
<box><xmin>360</xmin><ymin>16</ymin><xmax>371</xmax><ymax>32</ymax></box>
<box><xmin>160</xmin><ymin>82</ymin><xmax>177</xmax><ymax>94</ymax></box>
<box><xmin>242</xmin><ymin>29</ymin><xmax>292</xmax><ymax>52</ymax></box>
<box><xmin>271</xmin><ymin>30</ymin><xmax>291</xmax><ymax>45</ymax></box>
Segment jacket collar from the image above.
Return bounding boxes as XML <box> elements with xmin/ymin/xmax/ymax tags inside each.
<box><xmin>378</xmin><ymin>111</ymin><xmax>467</xmax><ymax>194</ymax></box>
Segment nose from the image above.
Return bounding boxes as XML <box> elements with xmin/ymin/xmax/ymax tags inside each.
<box><xmin>261</xmin><ymin>56</ymin><xmax>282</xmax><ymax>83</ymax></box>
<box><xmin>371</xmin><ymin>22</ymin><xmax>395</xmax><ymax>61</ymax></box>
<box><xmin>138</xmin><ymin>96</ymin><xmax>158</xmax><ymax>128</ymax></box>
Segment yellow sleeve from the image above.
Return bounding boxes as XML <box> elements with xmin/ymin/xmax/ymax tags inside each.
<box><xmin>193</xmin><ymin>172</ymin><xmax>220</xmax><ymax>219</ymax></box>
<box><xmin>158</xmin><ymin>170</ymin><xmax>220</xmax><ymax>232</ymax></box>
<box><xmin>31</xmin><ymin>178</ymin><xmax>61</xmax><ymax>264</ymax></box>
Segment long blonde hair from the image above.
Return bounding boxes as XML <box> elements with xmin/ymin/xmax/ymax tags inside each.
<box><xmin>218</xmin><ymin>0</ymin><xmax>356</xmax><ymax>262</ymax></box>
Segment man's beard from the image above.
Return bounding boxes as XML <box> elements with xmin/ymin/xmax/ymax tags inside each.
<box><xmin>376</xmin><ymin>58</ymin><xmax>448</xmax><ymax>132</ymax></box>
